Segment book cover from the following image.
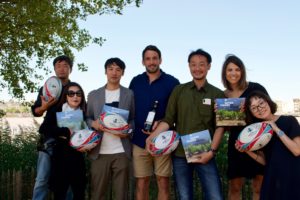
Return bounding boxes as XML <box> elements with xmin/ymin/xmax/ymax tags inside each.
<box><xmin>101</xmin><ymin>105</ymin><xmax>129</xmax><ymax>120</ymax></box>
<box><xmin>99</xmin><ymin>105</ymin><xmax>130</xmax><ymax>134</ymax></box>
<box><xmin>56</xmin><ymin>109</ymin><xmax>86</xmax><ymax>131</ymax></box>
<box><xmin>216</xmin><ymin>98</ymin><xmax>246</xmax><ymax>126</ymax></box>
<box><xmin>181</xmin><ymin>130</ymin><xmax>211</xmax><ymax>163</ymax></box>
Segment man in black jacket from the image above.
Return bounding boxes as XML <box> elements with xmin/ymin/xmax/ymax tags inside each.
<box><xmin>31</xmin><ymin>55</ymin><xmax>73</xmax><ymax>200</ymax></box>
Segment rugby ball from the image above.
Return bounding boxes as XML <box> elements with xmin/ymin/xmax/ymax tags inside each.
<box><xmin>42</xmin><ymin>76</ymin><xmax>62</xmax><ymax>101</ymax></box>
<box><xmin>236</xmin><ymin>122</ymin><xmax>273</xmax><ymax>151</ymax></box>
<box><xmin>148</xmin><ymin>130</ymin><xmax>180</xmax><ymax>156</ymax></box>
<box><xmin>99</xmin><ymin>112</ymin><xmax>130</xmax><ymax>134</ymax></box>
<box><xmin>70</xmin><ymin>129</ymin><xmax>101</xmax><ymax>152</ymax></box>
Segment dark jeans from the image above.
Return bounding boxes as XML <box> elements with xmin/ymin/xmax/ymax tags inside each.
<box><xmin>32</xmin><ymin>138</ymin><xmax>73</xmax><ymax>200</ymax></box>
<box><xmin>172</xmin><ymin>156</ymin><xmax>223</xmax><ymax>200</ymax></box>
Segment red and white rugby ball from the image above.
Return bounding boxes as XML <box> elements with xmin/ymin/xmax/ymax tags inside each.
<box><xmin>237</xmin><ymin>122</ymin><xmax>273</xmax><ymax>151</ymax></box>
<box><xmin>42</xmin><ymin>76</ymin><xmax>62</xmax><ymax>101</ymax></box>
<box><xmin>70</xmin><ymin>129</ymin><xmax>101</xmax><ymax>152</ymax></box>
<box><xmin>148</xmin><ymin>130</ymin><xmax>180</xmax><ymax>156</ymax></box>
<box><xmin>99</xmin><ymin>112</ymin><xmax>129</xmax><ymax>133</ymax></box>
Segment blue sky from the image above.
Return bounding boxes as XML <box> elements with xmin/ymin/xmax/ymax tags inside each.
<box><xmin>9</xmin><ymin>0</ymin><xmax>300</xmax><ymax>101</ymax></box>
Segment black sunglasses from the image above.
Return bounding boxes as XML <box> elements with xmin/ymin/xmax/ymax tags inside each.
<box><xmin>67</xmin><ymin>90</ymin><xmax>83</xmax><ymax>97</ymax></box>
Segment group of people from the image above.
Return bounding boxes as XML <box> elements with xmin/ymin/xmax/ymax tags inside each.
<box><xmin>31</xmin><ymin>45</ymin><xmax>300</xmax><ymax>200</ymax></box>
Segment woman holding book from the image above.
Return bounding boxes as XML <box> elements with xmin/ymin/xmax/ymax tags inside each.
<box><xmin>221</xmin><ymin>55</ymin><xmax>268</xmax><ymax>200</ymax></box>
<box><xmin>236</xmin><ymin>91</ymin><xmax>300</xmax><ymax>199</ymax></box>
<box><xmin>39</xmin><ymin>82</ymin><xmax>87</xmax><ymax>199</ymax></box>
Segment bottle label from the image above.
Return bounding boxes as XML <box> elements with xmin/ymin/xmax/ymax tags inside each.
<box><xmin>145</xmin><ymin>111</ymin><xmax>155</xmax><ymax>123</ymax></box>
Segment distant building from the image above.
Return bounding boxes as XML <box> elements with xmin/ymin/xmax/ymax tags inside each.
<box><xmin>275</xmin><ymin>100</ymin><xmax>284</xmax><ymax>114</ymax></box>
<box><xmin>293</xmin><ymin>98</ymin><xmax>300</xmax><ymax>116</ymax></box>
<box><xmin>274</xmin><ymin>99</ymin><xmax>294</xmax><ymax>114</ymax></box>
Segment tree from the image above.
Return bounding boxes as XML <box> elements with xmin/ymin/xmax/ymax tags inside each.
<box><xmin>0</xmin><ymin>0</ymin><xmax>142</xmax><ymax>99</ymax></box>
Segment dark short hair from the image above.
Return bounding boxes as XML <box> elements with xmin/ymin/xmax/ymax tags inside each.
<box><xmin>221</xmin><ymin>54</ymin><xmax>247</xmax><ymax>91</ymax></box>
<box><xmin>104</xmin><ymin>57</ymin><xmax>126</xmax><ymax>70</ymax></box>
<box><xmin>58</xmin><ymin>82</ymin><xmax>87</xmax><ymax>113</ymax></box>
<box><xmin>245</xmin><ymin>90</ymin><xmax>277</xmax><ymax>123</ymax></box>
<box><xmin>53</xmin><ymin>55</ymin><xmax>73</xmax><ymax>70</ymax></box>
<box><xmin>142</xmin><ymin>45</ymin><xmax>161</xmax><ymax>60</ymax></box>
<box><xmin>188</xmin><ymin>49</ymin><xmax>212</xmax><ymax>64</ymax></box>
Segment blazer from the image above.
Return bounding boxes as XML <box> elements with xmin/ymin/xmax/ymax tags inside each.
<box><xmin>86</xmin><ymin>85</ymin><xmax>135</xmax><ymax>160</ymax></box>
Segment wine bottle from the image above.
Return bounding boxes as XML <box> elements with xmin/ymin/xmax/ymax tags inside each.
<box><xmin>144</xmin><ymin>101</ymin><xmax>159</xmax><ymax>131</ymax></box>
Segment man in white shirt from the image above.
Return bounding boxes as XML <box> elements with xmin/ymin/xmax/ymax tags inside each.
<box><xmin>86</xmin><ymin>58</ymin><xmax>135</xmax><ymax>200</ymax></box>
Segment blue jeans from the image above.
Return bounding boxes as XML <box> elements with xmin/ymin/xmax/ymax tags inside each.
<box><xmin>32</xmin><ymin>139</ymin><xmax>73</xmax><ymax>200</ymax></box>
<box><xmin>172</xmin><ymin>156</ymin><xmax>223</xmax><ymax>200</ymax></box>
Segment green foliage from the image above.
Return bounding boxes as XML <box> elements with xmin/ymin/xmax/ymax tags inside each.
<box><xmin>0</xmin><ymin>0</ymin><xmax>142</xmax><ymax>99</ymax></box>
<box><xmin>187</xmin><ymin>143</ymin><xmax>210</xmax><ymax>154</ymax></box>
<box><xmin>217</xmin><ymin>110</ymin><xmax>245</xmax><ymax>120</ymax></box>
<box><xmin>0</xmin><ymin>123</ymin><xmax>256</xmax><ymax>199</ymax></box>
<box><xmin>0</xmin><ymin>120</ymin><xmax>38</xmax><ymax>171</ymax></box>
<box><xmin>216</xmin><ymin>131</ymin><xmax>229</xmax><ymax>173</ymax></box>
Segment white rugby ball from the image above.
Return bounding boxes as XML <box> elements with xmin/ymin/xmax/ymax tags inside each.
<box><xmin>148</xmin><ymin>130</ymin><xmax>180</xmax><ymax>156</ymax></box>
<box><xmin>42</xmin><ymin>76</ymin><xmax>62</xmax><ymax>101</ymax></box>
<box><xmin>70</xmin><ymin>129</ymin><xmax>101</xmax><ymax>152</ymax></box>
<box><xmin>99</xmin><ymin>112</ymin><xmax>129</xmax><ymax>133</ymax></box>
<box><xmin>237</xmin><ymin>122</ymin><xmax>273</xmax><ymax>151</ymax></box>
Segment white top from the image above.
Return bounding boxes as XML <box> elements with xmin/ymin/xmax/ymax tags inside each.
<box><xmin>62</xmin><ymin>102</ymin><xmax>77</xmax><ymax>111</ymax></box>
<box><xmin>99</xmin><ymin>88</ymin><xmax>125</xmax><ymax>154</ymax></box>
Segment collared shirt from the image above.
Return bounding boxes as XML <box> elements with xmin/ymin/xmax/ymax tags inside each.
<box><xmin>129</xmin><ymin>70</ymin><xmax>180</xmax><ymax>148</ymax></box>
<box><xmin>163</xmin><ymin>80</ymin><xmax>225</xmax><ymax>157</ymax></box>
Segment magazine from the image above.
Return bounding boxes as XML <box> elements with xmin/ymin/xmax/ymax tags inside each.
<box><xmin>181</xmin><ymin>130</ymin><xmax>211</xmax><ymax>163</ymax></box>
<box><xmin>56</xmin><ymin>109</ymin><xmax>86</xmax><ymax>131</ymax></box>
<box><xmin>215</xmin><ymin>98</ymin><xmax>246</xmax><ymax>126</ymax></box>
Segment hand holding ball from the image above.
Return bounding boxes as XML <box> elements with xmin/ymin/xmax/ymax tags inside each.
<box><xmin>236</xmin><ymin>122</ymin><xmax>273</xmax><ymax>151</ymax></box>
<box><xmin>42</xmin><ymin>76</ymin><xmax>62</xmax><ymax>101</ymax></box>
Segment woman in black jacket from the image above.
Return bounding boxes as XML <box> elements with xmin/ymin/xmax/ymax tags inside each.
<box><xmin>39</xmin><ymin>82</ymin><xmax>87</xmax><ymax>200</ymax></box>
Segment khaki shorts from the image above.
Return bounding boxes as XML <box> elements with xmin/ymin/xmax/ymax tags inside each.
<box><xmin>133</xmin><ymin>144</ymin><xmax>172</xmax><ymax>178</ymax></box>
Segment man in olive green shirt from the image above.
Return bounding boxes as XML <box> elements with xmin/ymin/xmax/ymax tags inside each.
<box><xmin>146</xmin><ymin>49</ymin><xmax>225</xmax><ymax>200</ymax></box>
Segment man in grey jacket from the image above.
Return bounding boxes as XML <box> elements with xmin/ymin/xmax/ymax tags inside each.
<box><xmin>86</xmin><ymin>57</ymin><xmax>135</xmax><ymax>200</ymax></box>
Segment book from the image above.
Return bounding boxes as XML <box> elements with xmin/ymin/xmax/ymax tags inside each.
<box><xmin>215</xmin><ymin>98</ymin><xmax>246</xmax><ymax>126</ymax></box>
<box><xmin>56</xmin><ymin>109</ymin><xmax>86</xmax><ymax>131</ymax></box>
<box><xmin>181</xmin><ymin>130</ymin><xmax>211</xmax><ymax>163</ymax></box>
<box><xmin>101</xmin><ymin>105</ymin><xmax>129</xmax><ymax>120</ymax></box>
<box><xmin>99</xmin><ymin>105</ymin><xmax>131</xmax><ymax>134</ymax></box>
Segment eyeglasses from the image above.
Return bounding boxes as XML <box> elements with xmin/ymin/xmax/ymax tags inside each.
<box><xmin>67</xmin><ymin>90</ymin><xmax>83</xmax><ymax>97</ymax></box>
<box><xmin>250</xmin><ymin>100</ymin><xmax>267</xmax><ymax>113</ymax></box>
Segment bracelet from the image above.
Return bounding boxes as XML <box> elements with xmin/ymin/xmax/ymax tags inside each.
<box><xmin>277</xmin><ymin>130</ymin><xmax>284</xmax><ymax>137</ymax></box>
